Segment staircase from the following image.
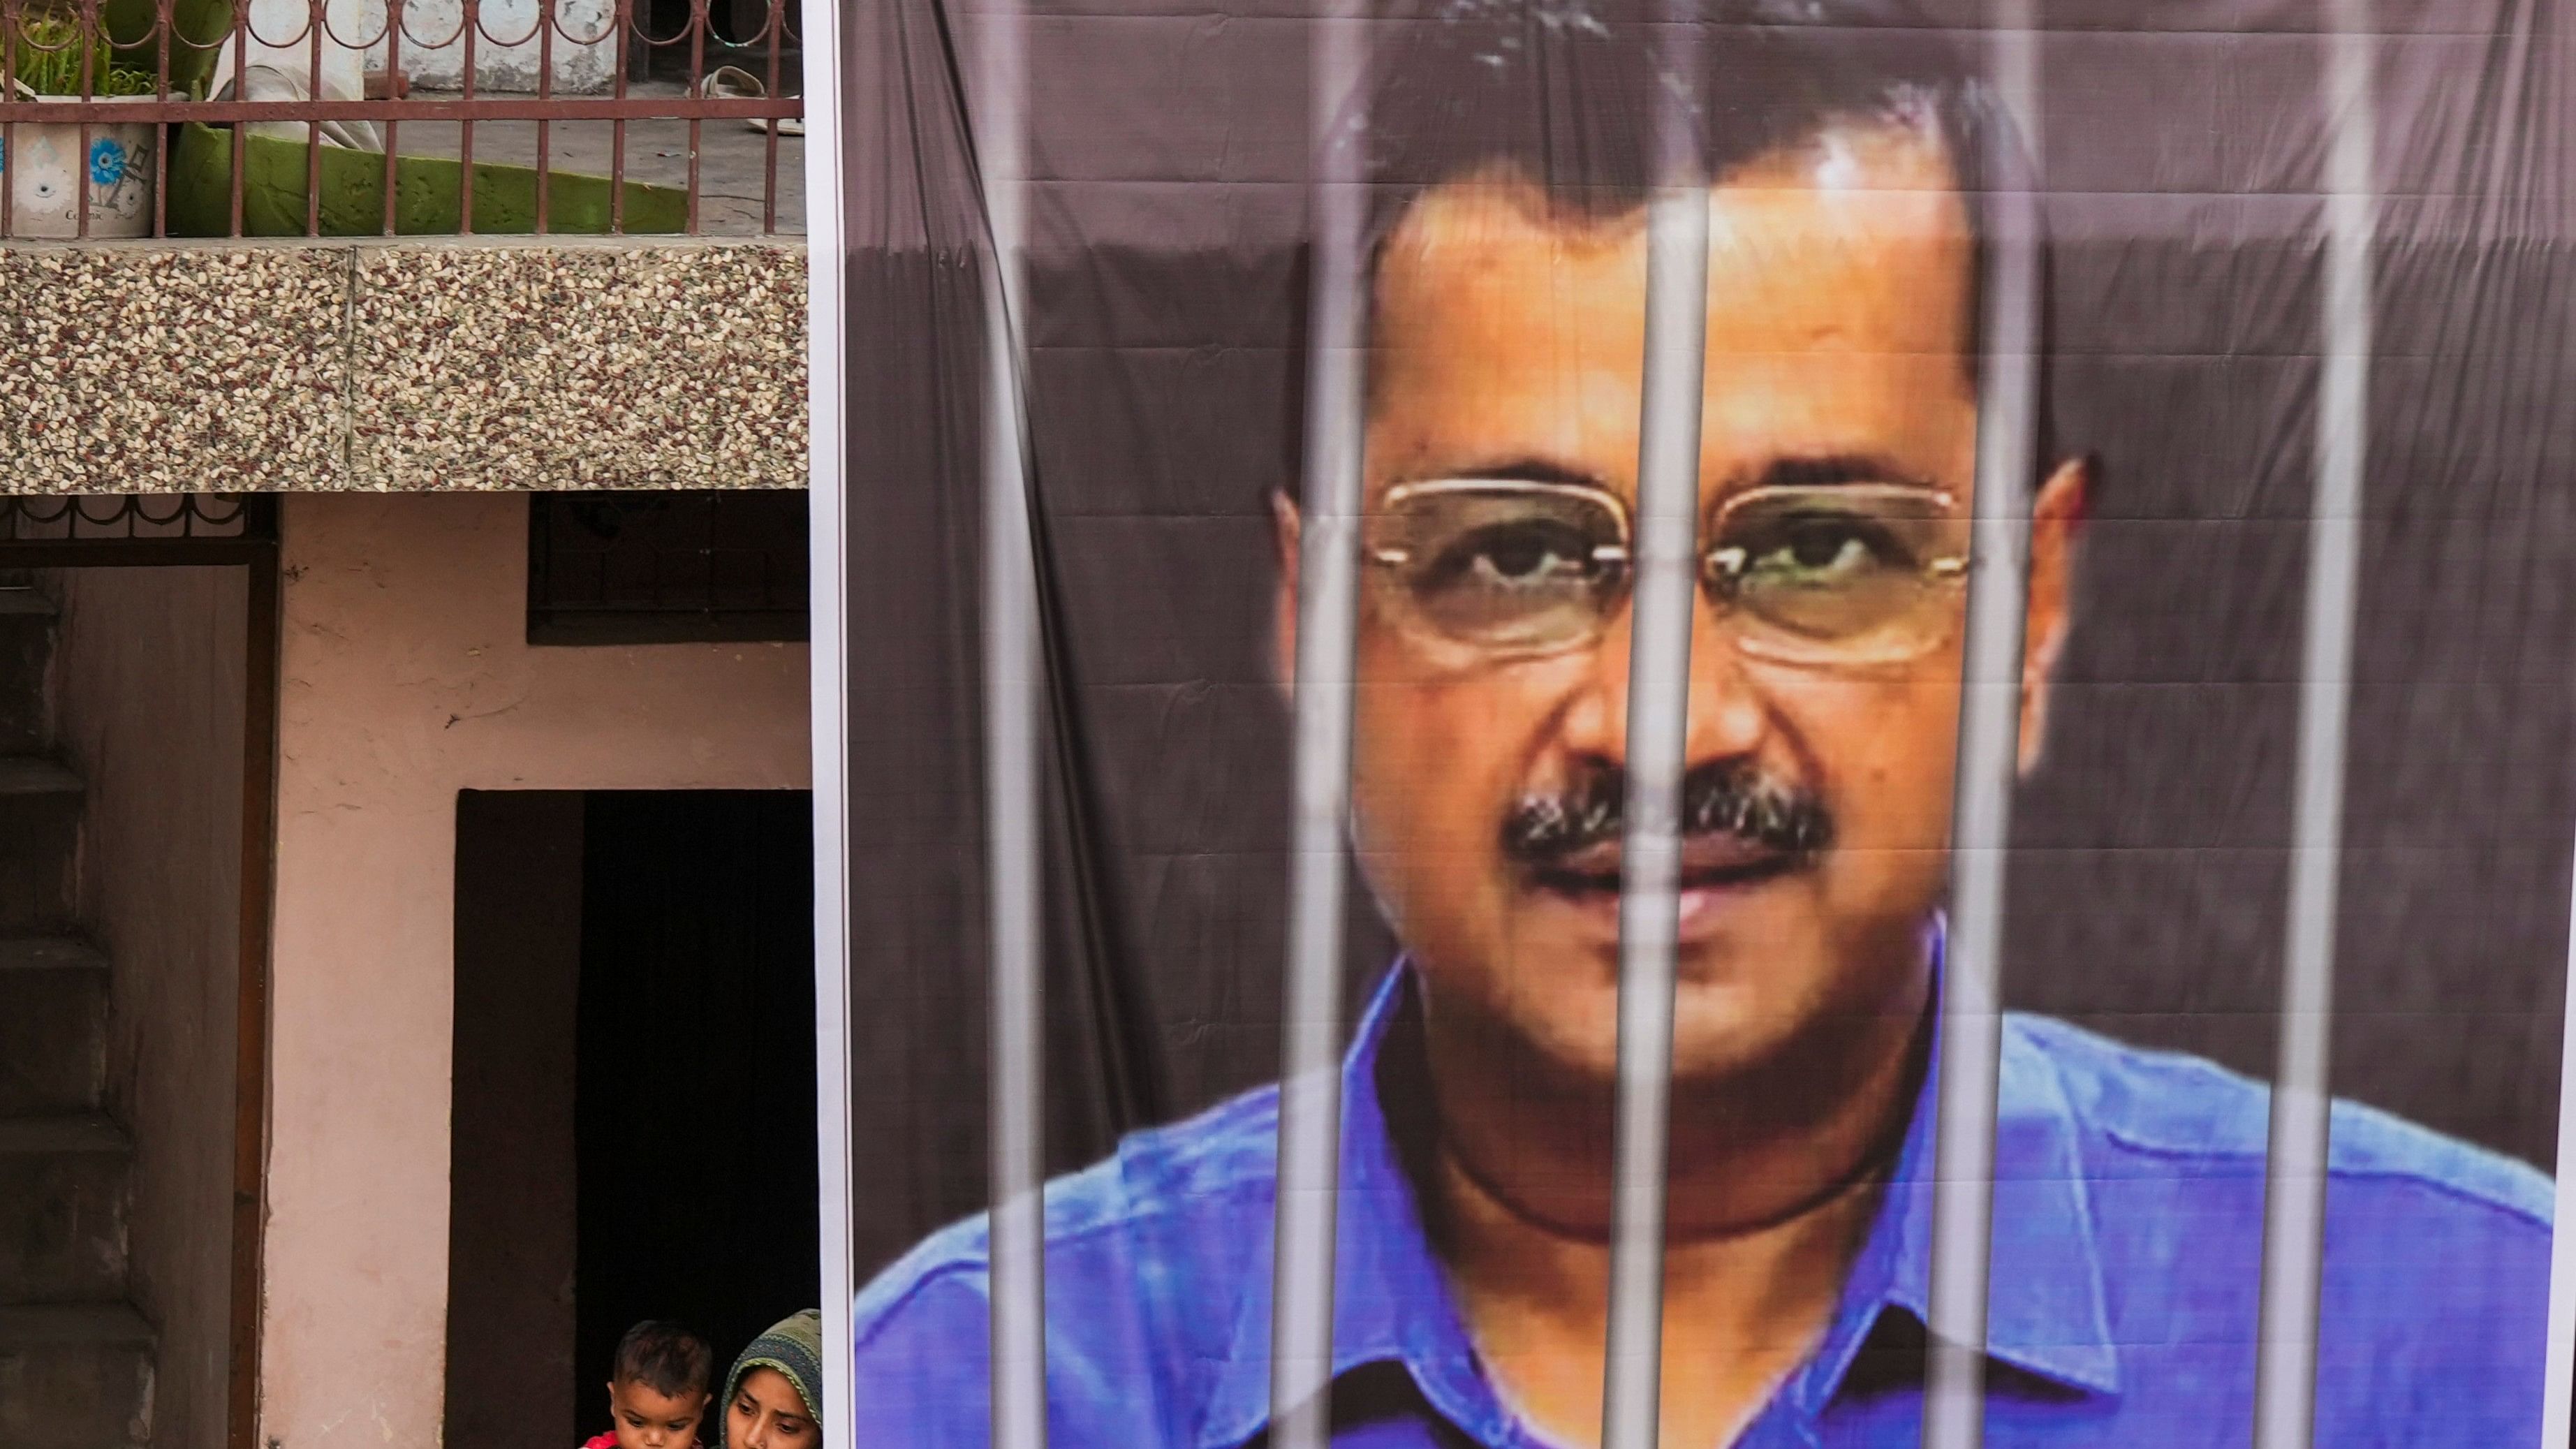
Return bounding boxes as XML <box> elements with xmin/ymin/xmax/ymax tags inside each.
<box><xmin>0</xmin><ymin>580</ymin><xmax>155</xmax><ymax>1448</ymax></box>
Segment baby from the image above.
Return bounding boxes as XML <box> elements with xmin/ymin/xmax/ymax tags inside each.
<box><xmin>581</xmin><ymin>1320</ymin><xmax>714</xmax><ymax>1449</ymax></box>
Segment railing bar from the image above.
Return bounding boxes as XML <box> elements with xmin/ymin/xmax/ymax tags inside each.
<box><xmin>4</xmin><ymin>0</ymin><xmax>20</xmax><ymax>240</ymax></box>
<box><xmin>684</xmin><ymin>0</ymin><xmax>704</xmax><ymax>234</ymax></box>
<box><xmin>760</xmin><ymin>0</ymin><xmax>778</xmax><ymax>233</ymax></box>
<box><xmin>606</xmin><ymin>0</ymin><xmax>624</xmax><ymax>233</ymax></box>
<box><xmin>1264</xmin><ymin>9</ymin><xmax>1364</xmax><ymax>1449</ymax></box>
<box><xmin>975</xmin><ymin>0</ymin><xmax>1044</xmax><ymax>1443</ymax></box>
<box><xmin>2249</xmin><ymin>6</ymin><xmax>2374</xmax><ymax>1446</ymax></box>
<box><xmin>462</xmin><ymin>0</ymin><xmax>480</xmax><ymax>234</ymax></box>
<box><xmin>228</xmin><ymin>0</ymin><xmax>246</xmax><ymax>235</ymax></box>
<box><xmin>1596</xmin><ymin>10</ymin><xmax>1707</xmax><ymax>1449</ymax></box>
<box><xmin>0</xmin><ymin>96</ymin><xmax>800</xmax><ymax>119</ymax></box>
<box><xmin>75</xmin><ymin>0</ymin><xmax>92</xmax><ymax>239</ymax></box>
<box><xmin>381</xmin><ymin>0</ymin><xmax>402</xmax><ymax>235</ymax></box>
<box><xmin>305</xmin><ymin>0</ymin><xmax>322</xmax><ymax>236</ymax></box>
<box><xmin>152</xmin><ymin>0</ymin><xmax>172</xmax><ymax>237</ymax></box>
<box><xmin>1920</xmin><ymin>10</ymin><xmax>2043</xmax><ymax>1449</ymax></box>
<box><xmin>534</xmin><ymin>0</ymin><xmax>552</xmax><ymax>234</ymax></box>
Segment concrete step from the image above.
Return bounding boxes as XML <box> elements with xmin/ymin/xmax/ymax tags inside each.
<box><xmin>0</xmin><ymin>1304</ymin><xmax>153</xmax><ymax>1449</ymax></box>
<box><xmin>0</xmin><ymin>759</ymin><xmax>79</xmax><ymax>939</ymax></box>
<box><xmin>0</xmin><ymin>587</ymin><xmax>52</xmax><ymax>757</ymax></box>
<box><xmin>0</xmin><ymin>1117</ymin><xmax>130</xmax><ymax>1307</ymax></box>
<box><xmin>0</xmin><ymin>941</ymin><xmax>107</xmax><ymax>1117</ymax></box>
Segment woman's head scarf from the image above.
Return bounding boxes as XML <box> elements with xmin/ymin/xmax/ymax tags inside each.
<box><xmin>721</xmin><ymin>1309</ymin><xmax>823</xmax><ymax>1443</ymax></box>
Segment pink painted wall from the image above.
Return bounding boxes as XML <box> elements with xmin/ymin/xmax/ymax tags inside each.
<box><xmin>258</xmin><ymin>494</ymin><xmax>809</xmax><ymax>1448</ymax></box>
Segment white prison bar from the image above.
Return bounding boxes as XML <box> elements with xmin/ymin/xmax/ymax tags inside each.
<box><xmin>1265</xmin><ymin>8</ymin><xmax>1371</xmax><ymax>1449</ymax></box>
<box><xmin>2249</xmin><ymin>5</ymin><xmax>2377</xmax><ymax>1446</ymax></box>
<box><xmin>1920</xmin><ymin>9</ymin><xmax>2044</xmax><ymax>1449</ymax></box>
<box><xmin>1598</xmin><ymin>8</ymin><xmax>1712</xmax><ymax>1445</ymax></box>
<box><xmin>976</xmin><ymin>0</ymin><xmax>1049</xmax><ymax>1441</ymax></box>
<box><xmin>802</xmin><ymin>0</ymin><xmax>855</xmax><ymax>1427</ymax></box>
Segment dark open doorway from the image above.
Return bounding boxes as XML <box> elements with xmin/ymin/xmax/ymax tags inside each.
<box><xmin>446</xmin><ymin>790</ymin><xmax>817</xmax><ymax>1449</ymax></box>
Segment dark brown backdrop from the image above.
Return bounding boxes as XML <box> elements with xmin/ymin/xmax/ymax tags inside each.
<box><xmin>837</xmin><ymin>0</ymin><xmax>2576</xmax><ymax>1280</ymax></box>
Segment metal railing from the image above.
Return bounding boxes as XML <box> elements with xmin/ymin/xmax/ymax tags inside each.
<box><xmin>0</xmin><ymin>492</ymin><xmax>277</xmax><ymax>564</ymax></box>
<box><xmin>0</xmin><ymin>0</ymin><xmax>802</xmax><ymax>240</ymax></box>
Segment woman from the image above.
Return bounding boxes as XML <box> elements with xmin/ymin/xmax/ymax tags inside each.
<box><xmin>721</xmin><ymin>1310</ymin><xmax>822</xmax><ymax>1449</ymax></box>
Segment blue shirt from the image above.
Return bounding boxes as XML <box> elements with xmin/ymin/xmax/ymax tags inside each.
<box><xmin>853</xmin><ymin>964</ymin><xmax>2555</xmax><ymax>1446</ymax></box>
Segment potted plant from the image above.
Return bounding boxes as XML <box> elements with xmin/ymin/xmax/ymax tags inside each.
<box><xmin>3</xmin><ymin>9</ymin><xmax>170</xmax><ymax>237</ymax></box>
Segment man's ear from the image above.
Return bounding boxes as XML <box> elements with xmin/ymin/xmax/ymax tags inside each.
<box><xmin>2018</xmin><ymin>454</ymin><xmax>2093</xmax><ymax>774</ymax></box>
<box><xmin>1272</xmin><ymin>490</ymin><xmax>1302</xmax><ymax>698</ymax></box>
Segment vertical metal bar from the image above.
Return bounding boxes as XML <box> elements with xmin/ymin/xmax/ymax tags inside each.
<box><xmin>381</xmin><ymin>0</ymin><xmax>402</xmax><ymax>234</ymax></box>
<box><xmin>304</xmin><ymin>0</ymin><xmax>321</xmax><ymax>235</ymax></box>
<box><xmin>606</xmin><ymin>0</ymin><xmax>626</xmax><ymax>232</ymax></box>
<box><xmin>1264</xmin><ymin>8</ymin><xmax>1364</xmax><ymax>1449</ymax></box>
<box><xmin>75</xmin><ymin>0</ymin><xmax>93</xmax><ymax>239</ymax></box>
<box><xmin>228</xmin><ymin>0</ymin><xmax>246</xmax><ymax>235</ymax></box>
<box><xmin>1597</xmin><ymin>10</ymin><xmax>1707</xmax><ymax>1448</ymax></box>
<box><xmin>533</xmin><ymin>0</ymin><xmax>552</xmax><ymax>233</ymax></box>
<box><xmin>153</xmin><ymin>0</ymin><xmax>172</xmax><ymax>237</ymax></box>
<box><xmin>3</xmin><ymin>0</ymin><xmax>17</xmax><ymax>240</ymax></box>
<box><xmin>758</xmin><ymin>0</ymin><xmax>777</xmax><ymax>233</ymax></box>
<box><xmin>462</xmin><ymin>0</ymin><xmax>480</xmax><ymax>233</ymax></box>
<box><xmin>797</xmin><ymin>0</ymin><xmax>852</xmax><ymax>1418</ymax></box>
<box><xmin>2540</xmin><ymin>832</ymin><xmax>2576</xmax><ymax>1448</ymax></box>
<box><xmin>975</xmin><ymin>0</ymin><xmax>1045</xmax><ymax>1443</ymax></box>
<box><xmin>1920</xmin><ymin>9</ymin><xmax>2042</xmax><ymax>1449</ymax></box>
<box><xmin>684</xmin><ymin>0</ymin><xmax>703</xmax><ymax>233</ymax></box>
<box><xmin>2250</xmin><ymin>6</ymin><xmax>2374</xmax><ymax>1446</ymax></box>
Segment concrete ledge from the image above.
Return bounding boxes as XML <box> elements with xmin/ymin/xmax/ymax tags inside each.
<box><xmin>0</xmin><ymin>239</ymin><xmax>808</xmax><ymax>493</ymax></box>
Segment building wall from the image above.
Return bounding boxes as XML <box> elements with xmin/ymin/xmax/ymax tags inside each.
<box><xmin>370</xmin><ymin>0</ymin><xmax>617</xmax><ymax>94</ymax></box>
<box><xmin>258</xmin><ymin>493</ymin><xmax>809</xmax><ymax>1448</ymax></box>
<box><xmin>45</xmin><ymin>567</ymin><xmax>250</xmax><ymax>1449</ymax></box>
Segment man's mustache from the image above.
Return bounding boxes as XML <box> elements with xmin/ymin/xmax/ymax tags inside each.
<box><xmin>1500</xmin><ymin>760</ymin><xmax>1835</xmax><ymax>869</ymax></box>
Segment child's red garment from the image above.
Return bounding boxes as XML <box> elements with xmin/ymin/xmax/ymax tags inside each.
<box><xmin>581</xmin><ymin>1436</ymin><xmax>619</xmax><ymax>1449</ymax></box>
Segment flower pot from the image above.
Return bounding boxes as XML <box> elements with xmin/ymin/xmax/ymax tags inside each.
<box><xmin>2</xmin><ymin>89</ymin><xmax>164</xmax><ymax>239</ymax></box>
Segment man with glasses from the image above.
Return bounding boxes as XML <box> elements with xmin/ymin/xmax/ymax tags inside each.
<box><xmin>852</xmin><ymin>6</ymin><xmax>2552</xmax><ymax>1444</ymax></box>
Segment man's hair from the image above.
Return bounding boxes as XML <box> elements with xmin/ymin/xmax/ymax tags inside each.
<box><xmin>1327</xmin><ymin>0</ymin><xmax>2041</xmax><ymax>426</ymax></box>
<box><xmin>612</xmin><ymin>1320</ymin><xmax>714</xmax><ymax>1400</ymax></box>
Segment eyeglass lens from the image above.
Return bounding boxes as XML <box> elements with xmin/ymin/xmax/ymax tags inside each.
<box><xmin>1370</xmin><ymin>482</ymin><xmax>1963</xmax><ymax>665</ymax></box>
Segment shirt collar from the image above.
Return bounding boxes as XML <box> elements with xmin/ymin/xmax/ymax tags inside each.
<box><xmin>1199</xmin><ymin>946</ymin><xmax>2121</xmax><ymax>1448</ymax></box>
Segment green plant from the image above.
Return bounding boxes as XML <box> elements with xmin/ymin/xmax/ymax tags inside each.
<box><xmin>6</xmin><ymin>14</ymin><xmax>158</xmax><ymax>95</ymax></box>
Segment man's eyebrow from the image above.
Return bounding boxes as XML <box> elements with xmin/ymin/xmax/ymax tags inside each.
<box><xmin>1406</xmin><ymin>456</ymin><xmax>1607</xmax><ymax>489</ymax></box>
<box><xmin>1738</xmin><ymin>453</ymin><xmax>1936</xmax><ymax>490</ymax></box>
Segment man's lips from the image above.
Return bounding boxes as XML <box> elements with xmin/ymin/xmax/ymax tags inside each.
<box><xmin>1525</xmin><ymin>833</ymin><xmax>1808</xmax><ymax>895</ymax></box>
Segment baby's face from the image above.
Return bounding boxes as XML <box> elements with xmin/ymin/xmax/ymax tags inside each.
<box><xmin>608</xmin><ymin>1378</ymin><xmax>709</xmax><ymax>1449</ymax></box>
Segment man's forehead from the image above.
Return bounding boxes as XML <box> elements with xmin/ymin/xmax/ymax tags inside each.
<box><xmin>1371</xmin><ymin>120</ymin><xmax>1974</xmax><ymax>362</ymax></box>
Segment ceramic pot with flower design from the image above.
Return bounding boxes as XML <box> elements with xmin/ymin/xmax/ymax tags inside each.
<box><xmin>2</xmin><ymin>87</ymin><xmax>165</xmax><ymax>237</ymax></box>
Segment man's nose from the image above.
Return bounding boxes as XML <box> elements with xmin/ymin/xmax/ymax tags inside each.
<box><xmin>1558</xmin><ymin>591</ymin><xmax>1765</xmax><ymax>767</ymax></box>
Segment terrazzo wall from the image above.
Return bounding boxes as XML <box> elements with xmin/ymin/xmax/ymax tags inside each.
<box><xmin>0</xmin><ymin>240</ymin><xmax>807</xmax><ymax>492</ymax></box>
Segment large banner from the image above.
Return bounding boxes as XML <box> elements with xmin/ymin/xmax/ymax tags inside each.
<box><xmin>816</xmin><ymin>0</ymin><xmax>2576</xmax><ymax>1443</ymax></box>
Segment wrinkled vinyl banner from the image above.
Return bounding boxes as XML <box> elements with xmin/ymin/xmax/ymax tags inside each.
<box><xmin>832</xmin><ymin>0</ymin><xmax>2573</xmax><ymax>1442</ymax></box>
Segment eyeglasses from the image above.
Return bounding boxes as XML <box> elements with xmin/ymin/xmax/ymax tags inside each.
<box><xmin>1363</xmin><ymin>477</ymin><xmax>1970</xmax><ymax>668</ymax></box>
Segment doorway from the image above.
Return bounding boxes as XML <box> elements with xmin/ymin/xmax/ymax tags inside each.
<box><xmin>446</xmin><ymin>789</ymin><xmax>817</xmax><ymax>1449</ymax></box>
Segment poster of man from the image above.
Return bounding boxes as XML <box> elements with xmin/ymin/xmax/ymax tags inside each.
<box><xmin>818</xmin><ymin>0</ymin><xmax>2575</xmax><ymax>1443</ymax></box>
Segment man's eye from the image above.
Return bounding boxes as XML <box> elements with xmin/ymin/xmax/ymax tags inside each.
<box><xmin>1431</xmin><ymin>523</ymin><xmax>1597</xmax><ymax>588</ymax></box>
<box><xmin>1740</xmin><ymin>517</ymin><xmax>1904</xmax><ymax>582</ymax></box>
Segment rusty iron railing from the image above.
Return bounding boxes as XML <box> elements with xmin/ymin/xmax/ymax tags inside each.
<box><xmin>0</xmin><ymin>0</ymin><xmax>802</xmax><ymax>239</ymax></box>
